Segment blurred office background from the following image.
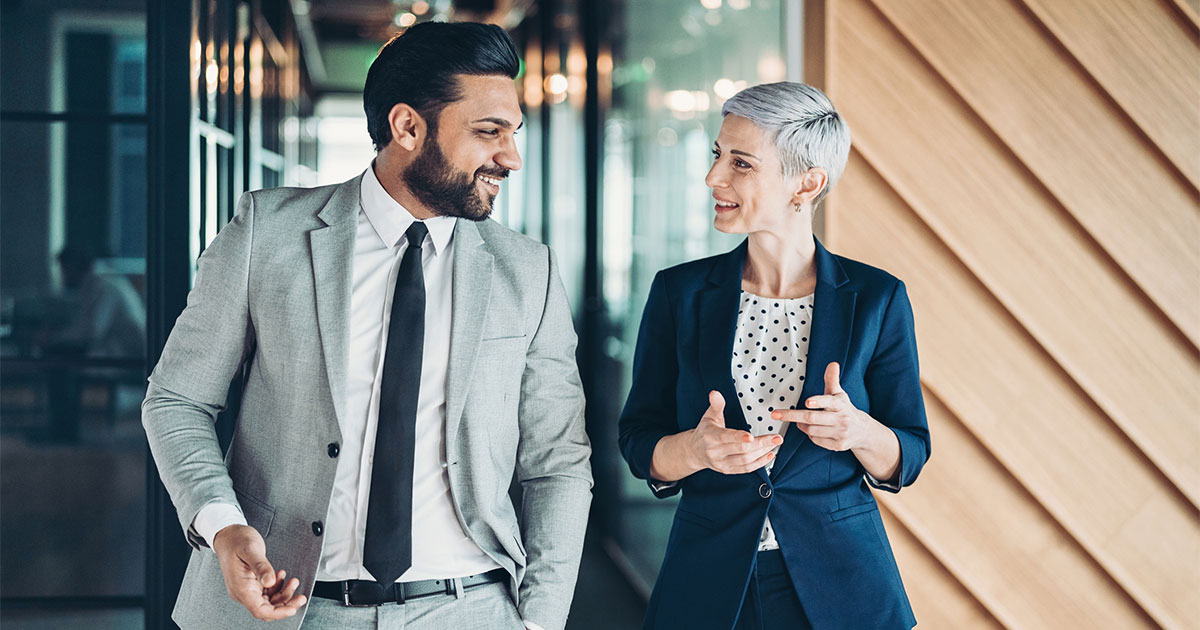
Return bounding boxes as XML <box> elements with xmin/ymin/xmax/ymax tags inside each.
<box><xmin>0</xmin><ymin>0</ymin><xmax>1195</xmax><ymax>628</ymax></box>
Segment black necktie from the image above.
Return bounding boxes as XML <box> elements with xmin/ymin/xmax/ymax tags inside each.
<box><xmin>363</xmin><ymin>221</ymin><xmax>428</xmax><ymax>584</ymax></box>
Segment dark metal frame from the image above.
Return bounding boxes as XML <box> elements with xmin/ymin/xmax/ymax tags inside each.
<box><xmin>145</xmin><ymin>0</ymin><xmax>197</xmax><ymax>627</ymax></box>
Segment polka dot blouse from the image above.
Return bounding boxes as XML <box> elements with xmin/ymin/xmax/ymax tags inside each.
<box><xmin>730</xmin><ymin>290</ymin><xmax>814</xmax><ymax>551</ymax></box>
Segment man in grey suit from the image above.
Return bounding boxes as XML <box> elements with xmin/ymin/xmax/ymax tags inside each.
<box><xmin>143</xmin><ymin>22</ymin><xmax>592</xmax><ymax>630</ymax></box>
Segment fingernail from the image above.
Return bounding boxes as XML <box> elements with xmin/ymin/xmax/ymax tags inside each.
<box><xmin>767</xmin><ymin>452</ymin><xmax>775</xmax><ymax>459</ymax></box>
<box><xmin>771</xmin><ymin>411</ymin><xmax>781</xmax><ymax>419</ymax></box>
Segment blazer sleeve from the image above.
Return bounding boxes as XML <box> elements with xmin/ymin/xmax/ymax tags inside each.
<box><xmin>863</xmin><ymin>280</ymin><xmax>931</xmax><ymax>492</ymax></box>
<box><xmin>141</xmin><ymin>191</ymin><xmax>257</xmax><ymax>548</ymax></box>
<box><xmin>618</xmin><ymin>271</ymin><xmax>683</xmax><ymax>499</ymax></box>
<box><xmin>513</xmin><ymin>246</ymin><xmax>593</xmax><ymax>630</ymax></box>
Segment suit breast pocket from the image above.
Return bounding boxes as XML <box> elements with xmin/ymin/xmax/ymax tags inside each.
<box><xmin>475</xmin><ymin>335</ymin><xmax>529</xmax><ymax>379</ymax></box>
<box><xmin>473</xmin><ymin>336</ymin><xmax>527</xmax><ymax>440</ymax></box>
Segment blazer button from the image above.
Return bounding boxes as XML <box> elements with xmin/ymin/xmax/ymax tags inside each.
<box><xmin>327</xmin><ymin>442</ymin><xmax>340</xmax><ymax>458</ymax></box>
<box><xmin>758</xmin><ymin>483</ymin><xmax>772</xmax><ymax>499</ymax></box>
<box><xmin>312</xmin><ymin>521</ymin><xmax>324</xmax><ymax>536</ymax></box>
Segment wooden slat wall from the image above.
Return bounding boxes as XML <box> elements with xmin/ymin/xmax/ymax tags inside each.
<box><xmin>807</xmin><ymin>1</ymin><xmax>1200</xmax><ymax>628</ymax></box>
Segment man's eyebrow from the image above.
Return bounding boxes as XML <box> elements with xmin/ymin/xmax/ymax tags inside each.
<box><xmin>714</xmin><ymin>141</ymin><xmax>759</xmax><ymax>161</ymax></box>
<box><xmin>472</xmin><ymin>117</ymin><xmax>524</xmax><ymax>130</ymax></box>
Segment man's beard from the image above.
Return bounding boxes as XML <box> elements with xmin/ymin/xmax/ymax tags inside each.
<box><xmin>402</xmin><ymin>128</ymin><xmax>508</xmax><ymax>222</ymax></box>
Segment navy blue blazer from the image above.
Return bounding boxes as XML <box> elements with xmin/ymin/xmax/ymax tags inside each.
<box><xmin>618</xmin><ymin>238</ymin><xmax>930</xmax><ymax>630</ymax></box>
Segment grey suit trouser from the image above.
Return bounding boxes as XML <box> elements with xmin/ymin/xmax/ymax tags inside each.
<box><xmin>301</xmin><ymin>581</ymin><xmax>525</xmax><ymax>630</ymax></box>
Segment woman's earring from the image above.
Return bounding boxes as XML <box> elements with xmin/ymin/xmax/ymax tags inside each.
<box><xmin>792</xmin><ymin>202</ymin><xmax>804</xmax><ymax>213</ymax></box>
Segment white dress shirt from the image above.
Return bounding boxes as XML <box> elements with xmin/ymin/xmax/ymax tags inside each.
<box><xmin>194</xmin><ymin>166</ymin><xmax>500</xmax><ymax>583</ymax></box>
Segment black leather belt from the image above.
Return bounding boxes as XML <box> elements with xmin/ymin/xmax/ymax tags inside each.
<box><xmin>312</xmin><ymin>569</ymin><xmax>507</xmax><ymax>607</ymax></box>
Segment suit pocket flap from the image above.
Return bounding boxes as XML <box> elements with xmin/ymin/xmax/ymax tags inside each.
<box><xmin>235</xmin><ymin>489</ymin><xmax>276</xmax><ymax>537</ymax></box>
<box><xmin>674</xmin><ymin>506</ymin><xmax>716</xmax><ymax>528</ymax></box>
<box><xmin>828</xmin><ymin>500</ymin><xmax>878</xmax><ymax>522</ymax></box>
<box><xmin>481</xmin><ymin>333</ymin><xmax>528</xmax><ymax>342</ymax></box>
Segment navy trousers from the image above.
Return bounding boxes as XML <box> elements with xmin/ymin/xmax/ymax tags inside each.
<box><xmin>733</xmin><ymin>550</ymin><xmax>813</xmax><ymax>630</ymax></box>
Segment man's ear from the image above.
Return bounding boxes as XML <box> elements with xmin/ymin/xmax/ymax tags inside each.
<box><xmin>387</xmin><ymin>103</ymin><xmax>426</xmax><ymax>152</ymax></box>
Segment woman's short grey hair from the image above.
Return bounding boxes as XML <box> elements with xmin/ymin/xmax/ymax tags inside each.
<box><xmin>721</xmin><ymin>82</ymin><xmax>851</xmax><ymax>203</ymax></box>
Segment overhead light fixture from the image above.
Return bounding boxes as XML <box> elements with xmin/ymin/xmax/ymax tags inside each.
<box><xmin>545</xmin><ymin>73</ymin><xmax>568</xmax><ymax>95</ymax></box>
<box><xmin>714</xmin><ymin>78</ymin><xmax>738</xmax><ymax>100</ymax></box>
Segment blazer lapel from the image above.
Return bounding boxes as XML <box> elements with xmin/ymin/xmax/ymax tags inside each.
<box><xmin>696</xmin><ymin>240</ymin><xmax>770</xmax><ymax>485</ymax></box>
<box><xmin>309</xmin><ymin>177</ymin><xmax>360</xmax><ymax>429</ymax></box>
<box><xmin>444</xmin><ymin>219</ymin><xmax>494</xmax><ymax>457</ymax></box>
<box><xmin>772</xmin><ymin>238</ymin><xmax>856</xmax><ymax>476</ymax></box>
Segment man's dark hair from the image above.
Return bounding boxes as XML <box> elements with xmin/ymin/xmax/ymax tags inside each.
<box><xmin>363</xmin><ymin>22</ymin><xmax>520</xmax><ymax>151</ymax></box>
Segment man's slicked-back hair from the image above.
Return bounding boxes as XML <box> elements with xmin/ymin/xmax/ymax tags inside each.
<box><xmin>363</xmin><ymin>22</ymin><xmax>520</xmax><ymax>151</ymax></box>
<box><xmin>721</xmin><ymin>82</ymin><xmax>851</xmax><ymax>203</ymax></box>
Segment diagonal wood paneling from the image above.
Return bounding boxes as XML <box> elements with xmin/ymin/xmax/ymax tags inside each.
<box><xmin>878</xmin><ymin>507</ymin><xmax>1007</xmax><ymax>630</ymax></box>
<box><xmin>834</xmin><ymin>151</ymin><xmax>1199</xmax><ymax>629</ymax></box>
<box><xmin>827</xmin><ymin>0</ymin><xmax>1200</xmax><ymax>511</ymax></box>
<box><xmin>1015</xmin><ymin>0</ymin><xmax>1200</xmax><ymax>189</ymax></box>
<box><xmin>865</xmin><ymin>0</ymin><xmax>1200</xmax><ymax>350</ymax></box>
<box><xmin>858</xmin><ymin>0</ymin><xmax>1200</xmax><ymax>512</ymax></box>
<box><xmin>876</xmin><ymin>389</ymin><xmax>1155</xmax><ymax>629</ymax></box>
<box><xmin>809</xmin><ymin>2</ymin><xmax>1200</xmax><ymax>626</ymax></box>
<box><xmin>1171</xmin><ymin>0</ymin><xmax>1200</xmax><ymax>29</ymax></box>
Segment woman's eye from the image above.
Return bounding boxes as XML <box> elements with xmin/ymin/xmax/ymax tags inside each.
<box><xmin>734</xmin><ymin>159</ymin><xmax>751</xmax><ymax>169</ymax></box>
<box><xmin>711</xmin><ymin>149</ymin><xmax>720</xmax><ymax>158</ymax></box>
<box><xmin>479</xmin><ymin>129</ymin><xmax>500</xmax><ymax>136</ymax></box>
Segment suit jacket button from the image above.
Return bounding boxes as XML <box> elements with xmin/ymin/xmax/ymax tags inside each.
<box><xmin>327</xmin><ymin>442</ymin><xmax>340</xmax><ymax>458</ymax></box>
<box><xmin>312</xmin><ymin>521</ymin><xmax>324</xmax><ymax>536</ymax></box>
<box><xmin>758</xmin><ymin>483</ymin><xmax>772</xmax><ymax>499</ymax></box>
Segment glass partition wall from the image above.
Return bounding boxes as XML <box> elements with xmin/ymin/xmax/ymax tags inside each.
<box><xmin>595</xmin><ymin>0</ymin><xmax>792</xmax><ymax>593</ymax></box>
<box><xmin>1</xmin><ymin>4</ymin><xmax>149</xmax><ymax>628</ymax></box>
<box><xmin>1</xmin><ymin>1</ymin><xmax>796</xmax><ymax>625</ymax></box>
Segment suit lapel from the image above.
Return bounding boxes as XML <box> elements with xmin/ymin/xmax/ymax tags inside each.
<box><xmin>696</xmin><ymin>241</ymin><xmax>769</xmax><ymax>484</ymax></box>
<box><xmin>772</xmin><ymin>238</ymin><xmax>856</xmax><ymax>476</ymax></box>
<box><xmin>309</xmin><ymin>177</ymin><xmax>360</xmax><ymax>428</ymax></box>
<box><xmin>444</xmin><ymin>220</ymin><xmax>494</xmax><ymax>455</ymax></box>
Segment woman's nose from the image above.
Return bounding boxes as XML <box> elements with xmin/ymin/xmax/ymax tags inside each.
<box><xmin>705</xmin><ymin>161</ymin><xmax>725</xmax><ymax>189</ymax></box>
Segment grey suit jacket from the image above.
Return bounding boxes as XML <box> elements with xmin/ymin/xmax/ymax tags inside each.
<box><xmin>142</xmin><ymin>175</ymin><xmax>593</xmax><ymax>630</ymax></box>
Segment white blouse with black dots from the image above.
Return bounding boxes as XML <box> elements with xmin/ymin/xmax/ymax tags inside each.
<box><xmin>730</xmin><ymin>290</ymin><xmax>815</xmax><ymax>551</ymax></box>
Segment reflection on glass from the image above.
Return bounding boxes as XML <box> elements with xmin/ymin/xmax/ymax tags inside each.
<box><xmin>602</xmin><ymin>0</ymin><xmax>787</xmax><ymax>588</ymax></box>
<box><xmin>1</xmin><ymin>119</ymin><xmax>149</xmax><ymax>608</ymax></box>
<box><xmin>1</xmin><ymin>6</ymin><xmax>149</xmax><ymax>620</ymax></box>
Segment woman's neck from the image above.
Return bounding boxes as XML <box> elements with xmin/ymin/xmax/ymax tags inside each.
<box><xmin>742</xmin><ymin>230</ymin><xmax>817</xmax><ymax>298</ymax></box>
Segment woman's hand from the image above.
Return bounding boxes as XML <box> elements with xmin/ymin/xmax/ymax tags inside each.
<box><xmin>772</xmin><ymin>363</ymin><xmax>901</xmax><ymax>481</ymax></box>
<box><xmin>651</xmin><ymin>391</ymin><xmax>782</xmax><ymax>481</ymax></box>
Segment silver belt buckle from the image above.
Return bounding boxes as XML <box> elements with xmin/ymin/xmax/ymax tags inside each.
<box><xmin>341</xmin><ymin>581</ymin><xmax>375</xmax><ymax>608</ymax></box>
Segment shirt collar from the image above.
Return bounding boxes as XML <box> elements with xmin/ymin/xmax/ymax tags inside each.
<box><xmin>360</xmin><ymin>164</ymin><xmax>456</xmax><ymax>255</ymax></box>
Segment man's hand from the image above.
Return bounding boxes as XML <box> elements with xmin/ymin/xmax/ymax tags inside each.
<box><xmin>685</xmin><ymin>390</ymin><xmax>782</xmax><ymax>475</ymax></box>
<box><xmin>212</xmin><ymin>524</ymin><xmax>307</xmax><ymax>621</ymax></box>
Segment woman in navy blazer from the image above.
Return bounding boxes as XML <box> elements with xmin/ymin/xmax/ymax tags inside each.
<box><xmin>619</xmin><ymin>82</ymin><xmax>930</xmax><ymax>630</ymax></box>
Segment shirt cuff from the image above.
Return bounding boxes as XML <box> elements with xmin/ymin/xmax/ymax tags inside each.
<box><xmin>192</xmin><ymin>500</ymin><xmax>248</xmax><ymax>550</ymax></box>
<box><xmin>864</xmin><ymin>471</ymin><xmax>900</xmax><ymax>492</ymax></box>
<box><xmin>523</xmin><ymin>621</ymin><xmax>546</xmax><ymax>630</ymax></box>
<box><xmin>649</xmin><ymin>479</ymin><xmax>679</xmax><ymax>493</ymax></box>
